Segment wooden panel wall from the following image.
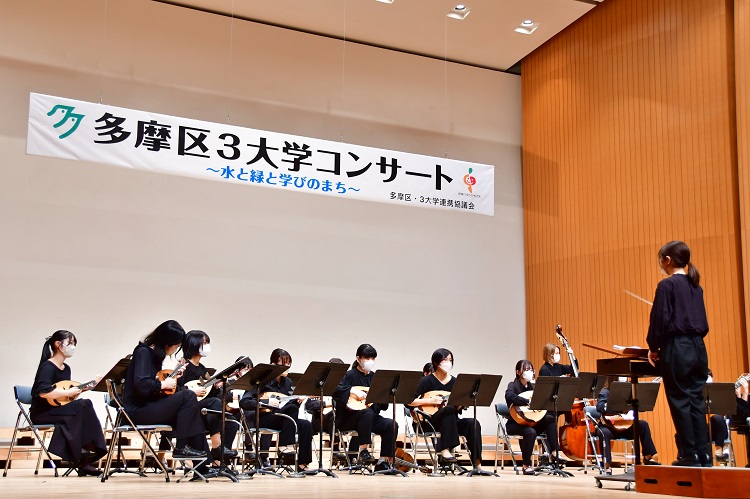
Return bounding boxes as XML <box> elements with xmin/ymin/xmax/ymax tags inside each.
<box><xmin>522</xmin><ymin>0</ymin><xmax>747</xmax><ymax>465</ymax></box>
<box><xmin>738</xmin><ymin>0</ymin><xmax>750</xmax><ymax>364</ymax></box>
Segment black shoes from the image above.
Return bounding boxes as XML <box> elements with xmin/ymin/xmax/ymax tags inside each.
<box><xmin>699</xmin><ymin>454</ymin><xmax>713</xmax><ymax>467</ymax></box>
<box><xmin>672</xmin><ymin>454</ymin><xmax>700</xmax><ymax>467</ymax></box>
<box><xmin>522</xmin><ymin>467</ymin><xmax>536</xmax><ymax>475</ymax></box>
<box><xmin>210</xmin><ymin>446</ymin><xmax>238</xmax><ymax>460</ymax></box>
<box><xmin>643</xmin><ymin>458</ymin><xmax>661</xmax><ymax>465</ymax></box>
<box><xmin>373</xmin><ymin>461</ymin><xmax>391</xmax><ymax>472</ymax></box>
<box><xmin>173</xmin><ymin>445</ymin><xmax>207</xmax><ymax>459</ymax></box>
<box><xmin>357</xmin><ymin>449</ymin><xmax>377</xmax><ymax>465</ymax></box>
<box><xmin>438</xmin><ymin>454</ymin><xmax>458</xmax><ymax>464</ymax></box>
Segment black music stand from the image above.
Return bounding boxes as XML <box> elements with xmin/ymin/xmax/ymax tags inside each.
<box><xmin>292</xmin><ymin>361</ymin><xmax>349</xmax><ymax>478</ymax></box>
<box><xmin>576</xmin><ymin>372</ymin><xmax>606</xmax><ymax>400</ymax></box>
<box><xmin>607</xmin><ymin>381</ymin><xmax>660</xmax><ymax>413</ymax></box>
<box><xmin>363</xmin><ymin>370</ymin><xmax>423</xmax><ymax>477</ymax></box>
<box><xmin>205</xmin><ymin>357</ymin><xmax>253</xmax><ymax>482</ymax></box>
<box><xmin>703</xmin><ymin>382</ymin><xmax>737</xmax><ymax>455</ymax></box>
<box><xmin>94</xmin><ymin>357</ymin><xmax>156</xmax><ymax>478</ymax></box>
<box><xmin>529</xmin><ymin>376</ymin><xmax>580</xmax><ymax>477</ymax></box>
<box><xmin>232</xmin><ymin>363</ymin><xmax>290</xmax><ymax>478</ymax></box>
<box><xmin>448</xmin><ymin>373</ymin><xmax>503</xmax><ymax>477</ymax></box>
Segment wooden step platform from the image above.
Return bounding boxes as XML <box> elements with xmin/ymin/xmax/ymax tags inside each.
<box><xmin>636</xmin><ymin>464</ymin><xmax>750</xmax><ymax>498</ymax></box>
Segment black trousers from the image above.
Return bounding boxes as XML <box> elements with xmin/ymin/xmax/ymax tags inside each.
<box><xmin>246</xmin><ymin>405</ymin><xmax>313</xmax><ymax>465</ymax></box>
<box><xmin>199</xmin><ymin>396</ymin><xmax>238</xmax><ymax>449</ymax></box>
<box><xmin>505</xmin><ymin>413</ymin><xmax>557</xmax><ymax>466</ymax></box>
<box><xmin>424</xmin><ymin>406</ymin><xmax>483</xmax><ymax>463</ymax></box>
<box><xmin>675</xmin><ymin>414</ymin><xmax>728</xmax><ymax>457</ymax></box>
<box><xmin>32</xmin><ymin>398</ymin><xmax>106</xmax><ymax>464</ymax></box>
<box><xmin>598</xmin><ymin>420</ymin><xmax>657</xmax><ymax>464</ymax></box>
<box><xmin>128</xmin><ymin>390</ymin><xmax>206</xmax><ymax>451</ymax></box>
<box><xmin>662</xmin><ymin>335</ymin><xmax>709</xmax><ymax>459</ymax></box>
<box><xmin>337</xmin><ymin>407</ymin><xmax>397</xmax><ymax>458</ymax></box>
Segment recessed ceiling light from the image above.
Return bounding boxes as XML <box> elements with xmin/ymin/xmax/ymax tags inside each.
<box><xmin>447</xmin><ymin>5</ymin><xmax>471</xmax><ymax>20</ymax></box>
<box><xmin>375</xmin><ymin>0</ymin><xmax>395</xmax><ymax>4</ymax></box>
<box><xmin>515</xmin><ymin>20</ymin><xmax>539</xmax><ymax>35</ymax></box>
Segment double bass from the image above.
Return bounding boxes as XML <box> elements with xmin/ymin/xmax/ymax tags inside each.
<box><xmin>555</xmin><ymin>325</ymin><xmax>594</xmax><ymax>461</ymax></box>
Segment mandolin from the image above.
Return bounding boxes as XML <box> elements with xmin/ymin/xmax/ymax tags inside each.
<box><xmin>184</xmin><ymin>375</ymin><xmax>223</xmax><ymax>402</ymax></box>
<box><xmin>419</xmin><ymin>390</ymin><xmax>451</xmax><ymax>416</ymax></box>
<box><xmin>735</xmin><ymin>373</ymin><xmax>750</xmax><ymax>389</ymax></box>
<box><xmin>394</xmin><ymin>448</ymin><xmax>432</xmax><ymax>474</ymax></box>
<box><xmin>602</xmin><ymin>412</ymin><xmax>634</xmax><ymax>431</ymax></box>
<box><xmin>48</xmin><ymin>378</ymin><xmax>100</xmax><ymax>406</ymax></box>
<box><xmin>509</xmin><ymin>390</ymin><xmax>547</xmax><ymax>426</ymax></box>
<box><xmin>346</xmin><ymin>386</ymin><xmax>371</xmax><ymax>411</ymax></box>
<box><xmin>156</xmin><ymin>359</ymin><xmax>187</xmax><ymax>395</ymax></box>
<box><xmin>259</xmin><ymin>391</ymin><xmax>301</xmax><ymax>411</ymax></box>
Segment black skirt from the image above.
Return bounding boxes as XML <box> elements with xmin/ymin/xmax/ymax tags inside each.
<box><xmin>31</xmin><ymin>398</ymin><xmax>106</xmax><ymax>464</ymax></box>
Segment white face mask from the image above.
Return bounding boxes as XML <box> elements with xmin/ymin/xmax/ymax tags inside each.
<box><xmin>552</xmin><ymin>353</ymin><xmax>561</xmax><ymax>364</ymax></box>
<box><xmin>439</xmin><ymin>361</ymin><xmax>453</xmax><ymax>373</ymax></box>
<box><xmin>706</xmin><ymin>376</ymin><xmax>713</xmax><ymax>384</ymax></box>
<box><xmin>522</xmin><ymin>370</ymin><xmax>534</xmax><ymax>382</ymax></box>
<box><xmin>199</xmin><ymin>344</ymin><xmax>211</xmax><ymax>357</ymax></box>
<box><xmin>360</xmin><ymin>359</ymin><xmax>376</xmax><ymax>373</ymax></box>
<box><xmin>61</xmin><ymin>343</ymin><xmax>76</xmax><ymax>358</ymax></box>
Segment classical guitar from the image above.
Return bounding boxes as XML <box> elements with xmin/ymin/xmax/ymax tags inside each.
<box><xmin>735</xmin><ymin>373</ymin><xmax>750</xmax><ymax>389</ymax></box>
<box><xmin>509</xmin><ymin>390</ymin><xmax>547</xmax><ymax>426</ymax></box>
<box><xmin>419</xmin><ymin>390</ymin><xmax>451</xmax><ymax>416</ymax></box>
<box><xmin>602</xmin><ymin>413</ymin><xmax>634</xmax><ymax>431</ymax></box>
<box><xmin>48</xmin><ymin>378</ymin><xmax>100</xmax><ymax>406</ymax></box>
<box><xmin>156</xmin><ymin>359</ymin><xmax>187</xmax><ymax>395</ymax></box>
<box><xmin>346</xmin><ymin>386</ymin><xmax>371</xmax><ymax>411</ymax></box>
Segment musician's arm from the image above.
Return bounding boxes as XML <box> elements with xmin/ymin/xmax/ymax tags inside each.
<box><xmin>35</xmin><ymin>363</ymin><xmax>77</xmax><ymax>399</ymax></box>
<box><xmin>505</xmin><ymin>382</ymin><xmax>528</xmax><ymax>407</ymax></box>
<box><xmin>596</xmin><ymin>388</ymin><xmax>609</xmax><ymax>414</ymax></box>
<box><xmin>238</xmin><ymin>386</ymin><xmax>259</xmax><ymax>411</ymax></box>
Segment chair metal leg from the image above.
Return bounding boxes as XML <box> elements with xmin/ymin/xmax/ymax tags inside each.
<box><xmin>3</xmin><ymin>413</ymin><xmax>22</xmax><ymax>477</ymax></box>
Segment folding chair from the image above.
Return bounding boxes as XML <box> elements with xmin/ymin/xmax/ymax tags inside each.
<box><xmin>243</xmin><ymin>411</ymin><xmax>300</xmax><ymax>476</ymax></box>
<box><xmin>100</xmin><ymin>379</ymin><xmax>177</xmax><ymax>482</ymax></box>
<box><xmin>493</xmin><ymin>402</ymin><xmax>547</xmax><ymax>474</ymax></box>
<box><xmin>3</xmin><ymin>385</ymin><xmax>58</xmax><ymax>477</ymax></box>
<box><xmin>410</xmin><ymin>408</ymin><xmax>469</xmax><ymax>475</ymax></box>
<box><xmin>582</xmin><ymin>405</ymin><xmax>604</xmax><ymax>474</ymax></box>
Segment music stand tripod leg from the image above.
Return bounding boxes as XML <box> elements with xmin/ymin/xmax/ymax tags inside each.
<box><xmin>460</xmin><ymin>397</ymin><xmax>498</xmax><ymax>477</ymax></box>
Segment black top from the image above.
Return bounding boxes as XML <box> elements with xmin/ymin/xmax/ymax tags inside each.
<box><xmin>504</xmin><ymin>379</ymin><xmax>533</xmax><ymax>408</ymax></box>
<box><xmin>414</xmin><ymin>373</ymin><xmax>455</xmax><ymax>397</ymax></box>
<box><xmin>332</xmin><ymin>368</ymin><xmax>387</xmax><ymax>421</ymax></box>
<box><xmin>123</xmin><ymin>343</ymin><xmax>167</xmax><ymax>411</ymax></box>
<box><xmin>239</xmin><ymin>375</ymin><xmax>298</xmax><ymax>412</ymax></box>
<box><xmin>538</xmin><ymin>362</ymin><xmax>576</xmax><ymax>377</ymax></box>
<box><xmin>179</xmin><ymin>361</ymin><xmax>220</xmax><ymax>399</ymax></box>
<box><xmin>596</xmin><ymin>387</ymin><xmax>611</xmax><ymax>415</ymax></box>
<box><xmin>30</xmin><ymin>361</ymin><xmax>70</xmax><ymax>419</ymax></box>
<box><xmin>647</xmin><ymin>274</ymin><xmax>709</xmax><ymax>351</ymax></box>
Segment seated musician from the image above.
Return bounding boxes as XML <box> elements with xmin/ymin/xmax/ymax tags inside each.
<box><xmin>504</xmin><ymin>360</ymin><xmax>559</xmax><ymax>475</ymax></box>
<box><xmin>30</xmin><ymin>330</ymin><xmax>107</xmax><ymax>476</ymax></box>
<box><xmin>239</xmin><ymin>348</ymin><xmax>313</xmax><ymax>471</ymax></box>
<box><xmin>538</xmin><ymin>343</ymin><xmax>577</xmax><ymax>377</ymax></box>
<box><xmin>596</xmin><ymin>376</ymin><xmax>660</xmax><ymax>469</ymax></box>
<box><xmin>122</xmin><ymin>320</ymin><xmax>208</xmax><ymax>474</ymax></box>
<box><xmin>409</xmin><ymin>348</ymin><xmax>483</xmax><ymax>470</ymax></box>
<box><xmin>332</xmin><ymin>343</ymin><xmax>398</xmax><ymax>470</ymax></box>
<box><xmin>178</xmin><ymin>330</ymin><xmax>239</xmax><ymax>467</ymax></box>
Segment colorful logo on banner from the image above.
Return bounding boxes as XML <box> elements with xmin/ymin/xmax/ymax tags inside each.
<box><xmin>27</xmin><ymin>93</ymin><xmax>495</xmax><ymax>216</ymax></box>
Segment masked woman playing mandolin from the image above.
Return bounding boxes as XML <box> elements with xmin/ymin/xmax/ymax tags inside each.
<box><xmin>122</xmin><ymin>320</ymin><xmax>208</xmax><ymax>470</ymax></box>
<box><xmin>178</xmin><ymin>330</ymin><xmax>239</xmax><ymax>467</ymax></box>
<box><xmin>30</xmin><ymin>330</ymin><xmax>107</xmax><ymax>476</ymax></box>
<box><xmin>332</xmin><ymin>343</ymin><xmax>397</xmax><ymax>470</ymax></box>
<box><xmin>239</xmin><ymin>348</ymin><xmax>313</xmax><ymax>471</ymax></box>
<box><xmin>505</xmin><ymin>359</ymin><xmax>559</xmax><ymax>475</ymax></box>
<box><xmin>596</xmin><ymin>376</ymin><xmax>659</xmax><ymax>470</ymax></box>
<box><xmin>409</xmin><ymin>348</ymin><xmax>483</xmax><ymax>469</ymax></box>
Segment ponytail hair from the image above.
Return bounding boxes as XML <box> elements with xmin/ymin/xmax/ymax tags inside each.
<box><xmin>143</xmin><ymin>320</ymin><xmax>185</xmax><ymax>362</ymax></box>
<box><xmin>40</xmin><ymin>330</ymin><xmax>76</xmax><ymax>366</ymax></box>
<box><xmin>352</xmin><ymin>343</ymin><xmax>377</xmax><ymax>368</ymax></box>
<box><xmin>658</xmin><ymin>240</ymin><xmax>701</xmax><ymax>286</ymax></box>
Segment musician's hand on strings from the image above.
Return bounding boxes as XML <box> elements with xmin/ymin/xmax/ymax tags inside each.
<box><xmin>351</xmin><ymin>389</ymin><xmax>367</xmax><ymax>401</ymax></box>
<box><xmin>191</xmin><ymin>386</ymin><xmax>207</xmax><ymax>397</ymax></box>
<box><xmin>425</xmin><ymin>396</ymin><xmax>443</xmax><ymax>406</ymax></box>
<box><xmin>647</xmin><ymin>350</ymin><xmax>659</xmax><ymax>367</ymax></box>
<box><xmin>268</xmin><ymin>397</ymin><xmax>280</xmax><ymax>408</ymax></box>
<box><xmin>215</xmin><ymin>381</ymin><xmax>224</xmax><ymax>390</ymax></box>
<box><xmin>160</xmin><ymin>378</ymin><xmax>177</xmax><ymax>391</ymax></box>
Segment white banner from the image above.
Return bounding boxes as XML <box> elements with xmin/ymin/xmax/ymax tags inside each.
<box><xmin>27</xmin><ymin>93</ymin><xmax>494</xmax><ymax>215</ymax></box>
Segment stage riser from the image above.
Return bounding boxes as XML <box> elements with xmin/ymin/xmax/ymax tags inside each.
<box><xmin>636</xmin><ymin>465</ymin><xmax>750</xmax><ymax>498</ymax></box>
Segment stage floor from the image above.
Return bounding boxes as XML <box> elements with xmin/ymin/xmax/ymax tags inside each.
<box><xmin>0</xmin><ymin>467</ymin><xmax>701</xmax><ymax>498</ymax></box>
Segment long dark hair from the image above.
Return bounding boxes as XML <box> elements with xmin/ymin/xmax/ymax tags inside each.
<box><xmin>143</xmin><ymin>320</ymin><xmax>185</xmax><ymax>361</ymax></box>
<box><xmin>183</xmin><ymin>330</ymin><xmax>209</xmax><ymax>359</ymax></box>
<box><xmin>271</xmin><ymin>348</ymin><xmax>292</xmax><ymax>365</ymax></box>
<box><xmin>431</xmin><ymin>348</ymin><xmax>453</xmax><ymax>367</ymax></box>
<box><xmin>39</xmin><ymin>330</ymin><xmax>76</xmax><ymax>366</ymax></box>
<box><xmin>352</xmin><ymin>343</ymin><xmax>377</xmax><ymax>368</ymax></box>
<box><xmin>659</xmin><ymin>240</ymin><xmax>700</xmax><ymax>286</ymax></box>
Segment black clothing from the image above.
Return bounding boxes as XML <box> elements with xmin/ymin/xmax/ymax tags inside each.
<box><xmin>30</xmin><ymin>360</ymin><xmax>106</xmax><ymax>464</ymax></box>
<box><xmin>646</xmin><ymin>274</ymin><xmax>709</xmax><ymax>460</ymax></box>
<box><xmin>178</xmin><ymin>360</ymin><xmax>238</xmax><ymax>451</ymax></box>
<box><xmin>504</xmin><ymin>379</ymin><xmax>557</xmax><ymax>466</ymax></box>
<box><xmin>538</xmin><ymin>362</ymin><xmax>576</xmax><ymax>378</ymax></box>
<box><xmin>331</xmin><ymin>367</ymin><xmax>397</xmax><ymax>457</ymax></box>
<box><xmin>122</xmin><ymin>343</ymin><xmax>206</xmax><ymax>450</ymax></box>
<box><xmin>239</xmin><ymin>375</ymin><xmax>313</xmax><ymax>464</ymax></box>
<box><xmin>413</xmin><ymin>374</ymin><xmax>482</xmax><ymax>462</ymax></box>
<box><xmin>596</xmin><ymin>388</ymin><xmax>657</xmax><ymax>463</ymax></box>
